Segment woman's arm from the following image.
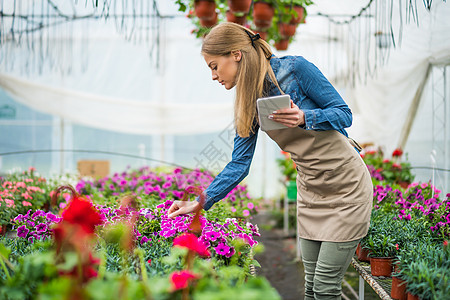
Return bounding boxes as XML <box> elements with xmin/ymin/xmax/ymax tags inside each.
<box><xmin>295</xmin><ymin>57</ymin><xmax>352</xmax><ymax>131</ymax></box>
<box><xmin>168</xmin><ymin>126</ymin><xmax>259</xmax><ymax>218</ymax></box>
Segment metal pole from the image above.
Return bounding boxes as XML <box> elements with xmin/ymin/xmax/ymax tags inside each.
<box><xmin>283</xmin><ymin>194</ymin><xmax>289</xmax><ymax>236</ymax></box>
<box><xmin>359</xmin><ymin>276</ymin><xmax>365</xmax><ymax>300</ymax></box>
<box><xmin>60</xmin><ymin>118</ymin><xmax>64</xmax><ymax>175</ymax></box>
<box><xmin>444</xmin><ymin>67</ymin><xmax>448</xmax><ymax>193</ymax></box>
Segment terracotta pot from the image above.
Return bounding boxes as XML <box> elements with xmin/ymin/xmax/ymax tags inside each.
<box><xmin>406</xmin><ymin>292</ymin><xmax>420</xmax><ymax>300</ymax></box>
<box><xmin>252</xmin><ymin>29</ymin><xmax>267</xmax><ymax>40</ymax></box>
<box><xmin>274</xmin><ymin>39</ymin><xmax>289</xmax><ymax>51</ymax></box>
<box><xmin>228</xmin><ymin>0</ymin><xmax>252</xmax><ymax>14</ymax></box>
<box><xmin>391</xmin><ymin>276</ymin><xmax>407</xmax><ymax>300</ymax></box>
<box><xmin>0</xmin><ymin>224</ymin><xmax>7</xmax><ymax>236</ymax></box>
<box><xmin>356</xmin><ymin>243</ymin><xmax>371</xmax><ymax>262</ymax></box>
<box><xmin>370</xmin><ymin>257</ymin><xmax>393</xmax><ymax>277</ymax></box>
<box><xmin>290</xmin><ymin>5</ymin><xmax>305</xmax><ymax>24</ymax></box>
<box><xmin>200</xmin><ymin>12</ymin><xmax>218</xmax><ymax>27</ymax></box>
<box><xmin>253</xmin><ymin>2</ymin><xmax>274</xmax><ymax>29</ymax></box>
<box><xmin>226</xmin><ymin>10</ymin><xmax>247</xmax><ymax>26</ymax></box>
<box><xmin>279</xmin><ymin>22</ymin><xmax>297</xmax><ymax>38</ymax></box>
<box><xmin>398</xmin><ymin>181</ymin><xmax>410</xmax><ymax>189</ymax></box>
<box><xmin>194</xmin><ymin>0</ymin><xmax>216</xmax><ymax>20</ymax></box>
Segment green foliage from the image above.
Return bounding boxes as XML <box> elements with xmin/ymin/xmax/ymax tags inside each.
<box><xmin>276</xmin><ymin>152</ymin><xmax>297</xmax><ymax>182</ymax></box>
<box><xmin>362</xmin><ymin>210</ymin><xmax>434</xmax><ymax>258</ymax></box>
<box><xmin>396</xmin><ymin>242</ymin><xmax>450</xmax><ymax>299</ymax></box>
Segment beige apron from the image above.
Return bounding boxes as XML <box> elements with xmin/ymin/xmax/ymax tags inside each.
<box><xmin>266</xmin><ymin>127</ymin><xmax>373</xmax><ymax>242</ymax></box>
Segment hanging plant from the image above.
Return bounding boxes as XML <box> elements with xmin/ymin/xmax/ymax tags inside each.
<box><xmin>252</xmin><ymin>0</ymin><xmax>276</xmax><ymax>30</ymax></box>
<box><xmin>228</xmin><ymin>0</ymin><xmax>252</xmax><ymax>14</ymax></box>
<box><xmin>226</xmin><ymin>10</ymin><xmax>247</xmax><ymax>26</ymax></box>
<box><xmin>194</xmin><ymin>0</ymin><xmax>217</xmax><ymax>20</ymax></box>
<box><xmin>175</xmin><ymin>0</ymin><xmax>314</xmax><ymax>50</ymax></box>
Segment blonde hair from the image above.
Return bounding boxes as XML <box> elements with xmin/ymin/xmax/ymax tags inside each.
<box><xmin>201</xmin><ymin>22</ymin><xmax>282</xmax><ymax>138</ymax></box>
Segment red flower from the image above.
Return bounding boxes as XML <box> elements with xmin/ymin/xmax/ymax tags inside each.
<box><xmin>173</xmin><ymin>233</ymin><xmax>211</xmax><ymax>257</ymax></box>
<box><xmin>444</xmin><ymin>240</ymin><xmax>448</xmax><ymax>247</ymax></box>
<box><xmin>395</xmin><ymin>243</ymin><xmax>399</xmax><ymax>251</ymax></box>
<box><xmin>60</xmin><ymin>252</ymin><xmax>100</xmax><ymax>283</ymax></box>
<box><xmin>61</xmin><ymin>196</ymin><xmax>103</xmax><ymax>234</ymax></box>
<box><xmin>392</xmin><ymin>148</ymin><xmax>403</xmax><ymax>157</ymax></box>
<box><xmin>169</xmin><ymin>270</ymin><xmax>198</xmax><ymax>291</ymax></box>
<box><xmin>280</xmin><ymin>150</ymin><xmax>290</xmax><ymax>158</ymax></box>
<box><xmin>147</xmin><ymin>259</ymin><xmax>152</xmax><ymax>265</ymax></box>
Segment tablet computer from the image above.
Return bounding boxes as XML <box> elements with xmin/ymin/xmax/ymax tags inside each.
<box><xmin>256</xmin><ymin>94</ymin><xmax>291</xmax><ymax>132</ymax></box>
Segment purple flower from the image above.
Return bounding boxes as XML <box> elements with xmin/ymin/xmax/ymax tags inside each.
<box><xmin>35</xmin><ymin>223</ymin><xmax>48</xmax><ymax>233</ymax></box>
<box><xmin>13</xmin><ymin>214</ymin><xmax>24</xmax><ymax>222</ymax></box>
<box><xmin>224</xmin><ymin>247</ymin><xmax>235</xmax><ymax>258</ymax></box>
<box><xmin>204</xmin><ymin>231</ymin><xmax>221</xmax><ymax>242</ymax></box>
<box><xmin>215</xmin><ymin>243</ymin><xmax>231</xmax><ymax>256</ymax></box>
<box><xmin>141</xmin><ymin>236</ymin><xmax>150</xmax><ymax>245</ymax></box>
<box><xmin>32</xmin><ymin>211</ymin><xmax>42</xmax><ymax>219</ymax></box>
<box><xmin>17</xmin><ymin>225</ymin><xmax>29</xmax><ymax>238</ymax></box>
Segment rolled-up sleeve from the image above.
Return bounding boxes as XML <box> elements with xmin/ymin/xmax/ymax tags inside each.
<box><xmin>201</xmin><ymin>127</ymin><xmax>259</xmax><ymax>210</ymax></box>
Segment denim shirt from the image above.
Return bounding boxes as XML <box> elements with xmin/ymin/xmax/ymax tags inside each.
<box><xmin>201</xmin><ymin>56</ymin><xmax>352</xmax><ymax>210</ymax></box>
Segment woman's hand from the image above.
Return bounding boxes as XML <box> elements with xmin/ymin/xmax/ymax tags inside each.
<box><xmin>168</xmin><ymin>200</ymin><xmax>202</xmax><ymax>219</ymax></box>
<box><xmin>269</xmin><ymin>100</ymin><xmax>305</xmax><ymax>127</ymax></box>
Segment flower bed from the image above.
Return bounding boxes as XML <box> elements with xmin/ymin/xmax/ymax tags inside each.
<box><xmin>0</xmin><ymin>167</ymin><xmax>280</xmax><ymax>299</ymax></box>
<box><xmin>357</xmin><ymin>147</ymin><xmax>449</xmax><ymax>299</ymax></box>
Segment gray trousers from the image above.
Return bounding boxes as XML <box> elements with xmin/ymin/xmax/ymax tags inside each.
<box><xmin>300</xmin><ymin>238</ymin><xmax>359</xmax><ymax>300</ymax></box>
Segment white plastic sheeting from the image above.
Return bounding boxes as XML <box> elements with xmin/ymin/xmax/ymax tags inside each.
<box><xmin>0</xmin><ymin>73</ymin><xmax>233</xmax><ymax>135</ymax></box>
<box><xmin>347</xmin><ymin>1</ymin><xmax>450</xmax><ymax>153</ymax></box>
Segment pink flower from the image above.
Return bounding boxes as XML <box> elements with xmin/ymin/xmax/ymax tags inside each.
<box><xmin>22</xmin><ymin>201</ymin><xmax>32</xmax><ymax>206</ymax></box>
<box><xmin>247</xmin><ymin>202</ymin><xmax>254</xmax><ymax>210</ymax></box>
<box><xmin>173</xmin><ymin>233</ymin><xmax>210</xmax><ymax>257</ymax></box>
<box><xmin>230</xmin><ymin>207</ymin><xmax>236</xmax><ymax>213</ymax></box>
<box><xmin>243</xmin><ymin>210</ymin><xmax>250</xmax><ymax>217</ymax></box>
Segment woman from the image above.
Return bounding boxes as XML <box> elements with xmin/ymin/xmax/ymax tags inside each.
<box><xmin>168</xmin><ymin>22</ymin><xmax>372</xmax><ymax>299</ymax></box>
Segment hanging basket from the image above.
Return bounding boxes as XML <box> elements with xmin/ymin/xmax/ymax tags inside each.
<box><xmin>194</xmin><ymin>0</ymin><xmax>216</xmax><ymax>20</ymax></box>
<box><xmin>200</xmin><ymin>12</ymin><xmax>218</xmax><ymax>27</ymax></box>
<box><xmin>290</xmin><ymin>5</ymin><xmax>305</xmax><ymax>24</ymax></box>
<box><xmin>279</xmin><ymin>22</ymin><xmax>297</xmax><ymax>38</ymax></box>
<box><xmin>226</xmin><ymin>10</ymin><xmax>247</xmax><ymax>26</ymax></box>
<box><xmin>274</xmin><ymin>39</ymin><xmax>289</xmax><ymax>51</ymax></box>
<box><xmin>228</xmin><ymin>0</ymin><xmax>252</xmax><ymax>14</ymax></box>
<box><xmin>252</xmin><ymin>2</ymin><xmax>274</xmax><ymax>29</ymax></box>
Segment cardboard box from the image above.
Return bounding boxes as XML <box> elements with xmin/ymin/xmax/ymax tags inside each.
<box><xmin>77</xmin><ymin>160</ymin><xmax>110</xmax><ymax>179</ymax></box>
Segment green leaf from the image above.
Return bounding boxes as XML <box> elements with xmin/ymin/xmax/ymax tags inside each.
<box><xmin>0</xmin><ymin>242</ymin><xmax>11</xmax><ymax>260</ymax></box>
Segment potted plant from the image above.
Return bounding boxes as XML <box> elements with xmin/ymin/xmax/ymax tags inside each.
<box><xmin>276</xmin><ymin>0</ymin><xmax>312</xmax><ymax>38</ymax></box>
<box><xmin>397</xmin><ymin>241</ymin><xmax>450</xmax><ymax>300</ymax></box>
<box><xmin>226</xmin><ymin>10</ymin><xmax>247</xmax><ymax>25</ymax></box>
<box><xmin>228</xmin><ymin>0</ymin><xmax>252</xmax><ymax>14</ymax></box>
<box><xmin>276</xmin><ymin>151</ymin><xmax>297</xmax><ymax>202</ymax></box>
<box><xmin>363</xmin><ymin>211</ymin><xmax>399</xmax><ymax>276</ymax></box>
<box><xmin>252</xmin><ymin>0</ymin><xmax>276</xmax><ymax>29</ymax></box>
